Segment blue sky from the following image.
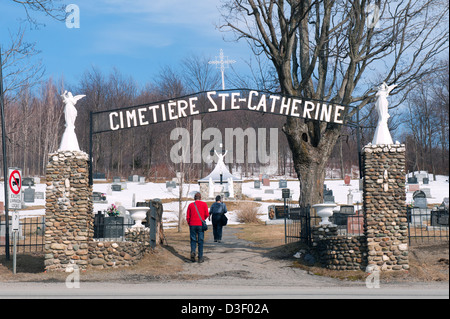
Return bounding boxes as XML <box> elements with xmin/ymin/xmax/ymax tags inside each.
<box><xmin>1</xmin><ymin>0</ymin><xmax>251</xmax><ymax>88</ymax></box>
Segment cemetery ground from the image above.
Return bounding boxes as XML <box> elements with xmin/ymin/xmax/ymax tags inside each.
<box><xmin>0</xmin><ymin>219</ymin><xmax>448</xmax><ymax>285</ymax></box>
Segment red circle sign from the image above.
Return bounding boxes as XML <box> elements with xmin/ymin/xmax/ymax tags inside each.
<box><xmin>9</xmin><ymin>170</ymin><xmax>22</xmax><ymax>195</ymax></box>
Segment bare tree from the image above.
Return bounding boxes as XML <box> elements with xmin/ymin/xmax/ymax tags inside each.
<box><xmin>220</xmin><ymin>0</ymin><xmax>449</xmax><ymax>205</ymax></box>
<box><xmin>10</xmin><ymin>0</ymin><xmax>67</xmax><ymax>25</ymax></box>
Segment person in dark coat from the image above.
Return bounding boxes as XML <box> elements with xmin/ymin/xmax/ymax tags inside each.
<box><xmin>208</xmin><ymin>195</ymin><xmax>227</xmax><ymax>243</ymax></box>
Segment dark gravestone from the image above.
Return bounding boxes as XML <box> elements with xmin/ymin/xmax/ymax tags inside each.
<box><xmin>332</xmin><ymin>205</ymin><xmax>355</xmax><ymax>225</ymax></box>
<box><xmin>323</xmin><ymin>188</ymin><xmax>334</xmax><ymax>203</ymax></box>
<box><xmin>23</xmin><ymin>186</ymin><xmax>35</xmax><ymax>203</ymax></box>
<box><xmin>103</xmin><ymin>216</ymin><xmax>124</xmax><ymax>239</ymax></box>
<box><xmin>413</xmin><ymin>190</ymin><xmax>427</xmax><ymax>208</ymax></box>
<box><xmin>431</xmin><ymin>209</ymin><xmax>449</xmax><ymax>226</ymax></box>
<box><xmin>279</xmin><ymin>180</ymin><xmax>287</xmax><ymax>188</ymax></box>
<box><xmin>93</xmin><ymin>172</ymin><xmax>106</xmax><ymax>180</ymax></box>
<box><xmin>408</xmin><ymin>176</ymin><xmax>418</xmax><ymax>184</ymax></box>
<box><xmin>93</xmin><ymin>211</ymin><xmax>105</xmax><ymax>239</ymax></box>
<box><xmin>254</xmin><ymin>180</ymin><xmax>261</xmax><ymax>189</ymax></box>
<box><xmin>111</xmin><ymin>184</ymin><xmax>122</xmax><ymax>191</ymax></box>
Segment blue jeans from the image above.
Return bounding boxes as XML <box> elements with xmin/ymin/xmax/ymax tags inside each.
<box><xmin>189</xmin><ymin>226</ymin><xmax>205</xmax><ymax>259</ymax></box>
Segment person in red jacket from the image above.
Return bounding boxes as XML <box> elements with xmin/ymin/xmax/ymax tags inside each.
<box><xmin>186</xmin><ymin>192</ymin><xmax>209</xmax><ymax>263</ymax></box>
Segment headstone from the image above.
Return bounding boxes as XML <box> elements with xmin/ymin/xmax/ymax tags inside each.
<box><xmin>24</xmin><ymin>186</ymin><xmax>35</xmax><ymax>203</ymax></box>
<box><xmin>254</xmin><ymin>180</ymin><xmax>261</xmax><ymax>189</ymax></box>
<box><xmin>139</xmin><ymin>176</ymin><xmax>146</xmax><ymax>184</ymax></box>
<box><xmin>347</xmin><ymin>215</ymin><xmax>364</xmax><ymax>235</ymax></box>
<box><xmin>416</xmin><ymin>173</ymin><xmax>426</xmax><ymax>183</ymax></box>
<box><xmin>421</xmin><ymin>188</ymin><xmax>432</xmax><ymax>198</ymax></box>
<box><xmin>106</xmin><ymin>184</ymin><xmax>112</xmax><ymax>196</ymax></box>
<box><xmin>118</xmin><ymin>205</ymin><xmax>133</xmax><ymax>225</ymax></box>
<box><xmin>133</xmin><ymin>175</ymin><xmax>139</xmax><ymax>182</ymax></box>
<box><xmin>93</xmin><ymin>211</ymin><xmax>104</xmax><ymax>239</ymax></box>
<box><xmin>408</xmin><ymin>184</ymin><xmax>420</xmax><ymax>192</ymax></box>
<box><xmin>262</xmin><ymin>178</ymin><xmax>270</xmax><ymax>187</ymax></box>
<box><xmin>323</xmin><ymin>187</ymin><xmax>334</xmax><ymax>203</ymax></box>
<box><xmin>35</xmin><ymin>192</ymin><xmax>45</xmax><ymax>199</ymax></box>
<box><xmin>103</xmin><ymin>216</ymin><xmax>124</xmax><ymax>238</ymax></box>
<box><xmin>423</xmin><ymin>177</ymin><xmax>429</xmax><ymax>184</ymax></box>
<box><xmin>344</xmin><ymin>175</ymin><xmax>351</xmax><ymax>185</ymax></box>
<box><xmin>113</xmin><ymin>176</ymin><xmax>121</xmax><ymax>183</ymax></box>
<box><xmin>414</xmin><ymin>197</ymin><xmax>427</xmax><ymax>209</ymax></box>
<box><xmin>120</xmin><ymin>182</ymin><xmax>127</xmax><ymax>190</ymax></box>
<box><xmin>441</xmin><ymin>198</ymin><xmax>449</xmax><ymax>209</ymax></box>
<box><xmin>22</xmin><ymin>177</ymin><xmax>34</xmax><ymax>187</ymax></box>
<box><xmin>111</xmin><ymin>184</ymin><xmax>121</xmax><ymax>192</ymax></box>
<box><xmin>413</xmin><ymin>190</ymin><xmax>426</xmax><ymax>199</ymax></box>
<box><xmin>332</xmin><ymin>205</ymin><xmax>354</xmax><ymax>225</ymax></box>
<box><xmin>347</xmin><ymin>189</ymin><xmax>353</xmax><ymax>205</ymax></box>
<box><xmin>282</xmin><ymin>188</ymin><xmax>290</xmax><ymax>199</ymax></box>
<box><xmin>92</xmin><ymin>192</ymin><xmax>106</xmax><ymax>203</ymax></box>
<box><xmin>431</xmin><ymin>208</ymin><xmax>449</xmax><ymax>226</ymax></box>
<box><xmin>264</xmin><ymin>189</ymin><xmax>274</xmax><ymax>194</ymax></box>
<box><xmin>407</xmin><ymin>176</ymin><xmax>418</xmax><ymax>184</ymax></box>
<box><xmin>279</xmin><ymin>180</ymin><xmax>287</xmax><ymax>188</ymax></box>
<box><xmin>166</xmin><ymin>181</ymin><xmax>176</xmax><ymax>189</ymax></box>
<box><xmin>93</xmin><ymin>172</ymin><xmax>106</xmax><ymax>180</ymax></box>
<box><xmin>268</xmin><ymin>205</ymin><xmax>288</xmax><ymax>219</ymax></box>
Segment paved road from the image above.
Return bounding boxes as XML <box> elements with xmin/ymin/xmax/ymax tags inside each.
<box><xmin>0</xmin><ymin>227</ymin><xmax>448</xmax><ymax>300</ymax></box>
<box><xmin>0</xmin><ymin>281</ymin><xmax>448</xmax><ymax>299</ymax></box>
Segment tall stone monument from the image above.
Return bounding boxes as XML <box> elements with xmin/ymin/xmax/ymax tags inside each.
<box><xmin>363</xmin><ymin>82</ymin><xmax>409</xmax><ymax>271</ymax></box>
<box><xmin>45</xmin><ymin>91</ymin><xmax>93</xmax><ymax>271</ymax></box>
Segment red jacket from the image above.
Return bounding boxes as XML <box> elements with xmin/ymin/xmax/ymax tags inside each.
<box><xmin>186</xmin><ymin>200</ymin><xmax>209</xmax><ymax>226</ymax></box>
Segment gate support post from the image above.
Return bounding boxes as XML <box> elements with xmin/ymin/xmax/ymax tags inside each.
<box><xmin>44</xmin><ymin>151</ymin><xmax>93</xmax><ymax>272</ymax></box>
<box><xmin>362</xmin><ymin>143</ymin><xmax>409</xmax><ymax>271</ymax></box>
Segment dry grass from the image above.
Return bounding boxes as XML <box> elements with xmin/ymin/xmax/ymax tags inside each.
<box><xmin>235</xmin><ymin>202</ymin><xmax>261</xmax><ymax>223</ymax></box>
<box><xmin>231</xmin><ymin>223</ymin><xmax>285</xmax><ymax>247</ymax></box>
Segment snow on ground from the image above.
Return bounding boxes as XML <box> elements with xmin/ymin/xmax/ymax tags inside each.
<box><xmin>2</xmin><ymin>172</ymin><xmax>448</xmax><ymax>228</ymax></box>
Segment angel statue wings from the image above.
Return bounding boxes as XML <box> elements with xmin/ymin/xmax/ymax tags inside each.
<box><xmin>59</xmin><ymin>91</ymin><xmax>86</xmax><ymax>152</ymax></box>
<box><xmin>372</xmin><ymin>82</ymin><xmax>397</xmax><ymax>145</ymax></box>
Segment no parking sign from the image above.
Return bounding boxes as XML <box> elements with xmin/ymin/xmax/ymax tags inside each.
<box><xmin>8</xmin><ymin>168</ymin><xmax>22</xmax><ymax>210</ymax></box>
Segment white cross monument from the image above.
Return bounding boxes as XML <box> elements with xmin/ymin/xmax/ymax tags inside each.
<box><xmin>208</xmin><ymin>49</ymin><xmax>236</xmax><ymax>90</ymax></box>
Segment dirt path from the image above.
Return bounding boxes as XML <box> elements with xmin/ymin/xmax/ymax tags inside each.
<box><xmin>173</xmin><ymin>226</ymin><xmax>351</xmax><ymax>288</ymax></box>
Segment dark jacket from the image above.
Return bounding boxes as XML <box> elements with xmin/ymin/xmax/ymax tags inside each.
<box><xmin>209</xmin><ymin>202</ymin><xmax>227</xmax><ymax>224</ymax></box>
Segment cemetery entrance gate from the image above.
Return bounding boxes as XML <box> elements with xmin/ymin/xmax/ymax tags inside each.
<box><xmin>88</xmin><ymin>88</ymin><xmax>361</xmax><ymax>186</ymax></box>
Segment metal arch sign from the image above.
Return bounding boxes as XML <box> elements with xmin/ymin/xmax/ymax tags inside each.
<box><xmin>90</xmin><ymin>89</ymin><xmax>354</xmax><ymax>134</ymax></box>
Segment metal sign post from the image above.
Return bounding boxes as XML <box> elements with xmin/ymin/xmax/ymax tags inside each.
<box><xmin>282</xmin><ymin>188</ymin><xmax>290</xmax><ymax>244</ymax></box>
<box><xmin>12</xmin><ymin>210</ymin><xmax>19</xmax><ymax>274</ymax></box>
<box><xmin>0</xmin><ymin>46</ymin><xmax>11</xmax><ymax>260</ymax></box>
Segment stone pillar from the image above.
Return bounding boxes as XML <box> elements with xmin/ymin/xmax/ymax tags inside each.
<box><xmin>44</xmin><ymin>151</ymin><xmax>93</xmax><ymax>272</ymax></box>
<box><xmin>363</xmin><ymin>143</ymin><xmax>409</xmax><ymax>271</ymax></box>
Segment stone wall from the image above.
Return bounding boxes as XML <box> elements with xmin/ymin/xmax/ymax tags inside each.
<box><xmin>44</xmin><ymin>151</ymin><xmax>150</xmax><ymax>272</ymax></box>
<box><xmin>363</xmin><ymin>143</ymin><xmax>409</xmax><ymax>271</ymax></box>
<box><xmin>311</xmin><ymin>225</ymin><xmax>367</xmax><ymax>270</ymax></box>
<box><xmin>87</xmin><ymin>241</ymin><xmax>147</xmax><ymax>269</ymax></box>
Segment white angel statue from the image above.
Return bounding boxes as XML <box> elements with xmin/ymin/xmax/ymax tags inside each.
<box><xmin>59</xmin><ymin>91</ymin><xmax>86</xmax><ymax>151</ymax></box>
<box><xmin>372</xmin><ymin>82</ymin><xmax>396</xmax><ymax>145</ymax></box>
